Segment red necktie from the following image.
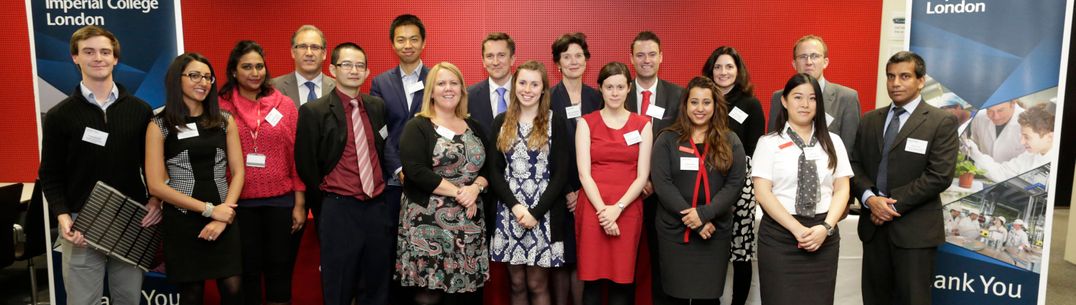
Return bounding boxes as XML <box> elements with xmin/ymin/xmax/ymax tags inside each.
<box><xmin>350</xmin><ymin>99</ymin><xmax>376</xmax><ymax>195</ymax></box>
<box><xmin>640</xmin><ymin>90</ymin><xmax>653</xmax><ymax>115</ymax></box>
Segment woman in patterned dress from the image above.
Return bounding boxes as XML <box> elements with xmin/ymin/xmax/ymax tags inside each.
<box><xmin>397</xmin><ymin>62</ymin><xmax>495</xmax><ymax>305</ymax></box>
<box><xmin>488</xmin><ymin>61</ymin><xmax>571</xmax><ymax>305</ymax></box>
<box><xmin>145</xmin><ymin>53</ymin><xmax>246</xmax><ymax>304</ymax></box>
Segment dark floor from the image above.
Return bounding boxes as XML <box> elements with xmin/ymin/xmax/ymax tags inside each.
<box><xmin>0</xmin><ymin>254</ymin><xmax>50</xmax><ymax>305</ymax></box>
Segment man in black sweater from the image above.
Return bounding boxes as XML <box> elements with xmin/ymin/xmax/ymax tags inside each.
<box><xmin>38</xmin><ymin>25</ymin><xmax>160</xmax><ymax>305</ymax></box>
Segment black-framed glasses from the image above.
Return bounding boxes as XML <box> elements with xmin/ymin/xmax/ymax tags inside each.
<box><xmin>183</xmin><ymin>72</ymin><xmax>215</xmax><ymax>84</ymax></box>
<box><xmin>293</xmin><ymin>44</ymin><xmax>325</xmax><ymax>52</ymax></box>
<box><xmin>334</xmin><ymin>62</ymin><xmax>367</xmax><ymax>71</ymax></box>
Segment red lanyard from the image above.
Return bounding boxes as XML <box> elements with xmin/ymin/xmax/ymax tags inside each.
<box><xmin>247</xmin><ymin>105</ymin><xmax>263</xmax><ymax>153</ymax></box>
<box><xmin>685</xmin><ymin>142</ymin><xmax>710</xmax><ymax>243</ymax></box>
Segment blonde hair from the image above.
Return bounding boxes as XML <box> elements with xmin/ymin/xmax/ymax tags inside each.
<box><xmin>497</xmin><ymin>61</ymin><xmax>552</xmax><ymax>152</ymax></box>
<box><xmin>417</xmin><ymin>62</ymin><xmax>469</xmax><ymax>119</ymax></box>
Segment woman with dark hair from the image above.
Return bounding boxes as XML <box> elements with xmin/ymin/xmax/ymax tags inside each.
<box><xmin>751</xmin><ymin>74</ymin><xmax>851</xmax><ymax>305</ymax></box>
<box><xmin>548</xmin><ymin>32</ymin><xmax>600</xmax><ymax>305</ymax></box>
<box><xmin>650</xmin><ymin>76</ymin><xmax>746</xmax><ymax>305</ymax></box>
<box><xmin>217</xmin><ymin>40</ymin><xmax>305</xmax><ymax>305</ymax></box>
<box><xmin>575</xmin><ymin>62</ymin><xmax>652</xmax><ymax>305</ymax></box>
<box><xmin>701</xmin><ymin>46</ymin><xmax>765</xmax><ymax>305</ymax></box>
<box><xmin>145</xmin><ymin>53</ymin><xmax>245</xmax><ymax>305</ymax></box>
<box><xmin>487</xmin><ymin>60</ymin><xmax>570</xmax><ymax>305</ymax></box>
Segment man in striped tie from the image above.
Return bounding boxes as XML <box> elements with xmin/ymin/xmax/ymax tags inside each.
<box><xmin>294</xmin><ymin>42</ymin><xmax>392</xmax><ymax>305</ymax></box>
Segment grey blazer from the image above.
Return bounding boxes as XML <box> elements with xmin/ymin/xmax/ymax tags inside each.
<box><xmin>768</xmin><ymin>81</ymin><xmax>861</xmax><ymax>150</ymax></box>
<box><xmin>625</xmin><ymin>78</ymin><xmax>684</xmax><ymax>135</ymax></box>
<box><xmin>271</xmin><ymin>72</ymin><xmax>337</xmax><ymax>108</ymax></box>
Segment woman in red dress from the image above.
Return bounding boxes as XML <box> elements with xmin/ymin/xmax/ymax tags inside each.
<box><xmin>574</xmin><ymin>62</ymin><xmax>653</xmax><ymax>305</ymax></box>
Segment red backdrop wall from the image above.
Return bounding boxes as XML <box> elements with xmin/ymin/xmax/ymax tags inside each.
<box><xmin>1</xmin><ymin>0</ymin><xmax>881</xmax><ymax>184</ymax></box>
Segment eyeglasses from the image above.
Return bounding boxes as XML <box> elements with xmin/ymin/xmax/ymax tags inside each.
<box><xmin>293</xmin><ymin>44</ymin><xmax>325</xmax><ymax>52</ymax></box>
<box><xmin>334</xmin><ymin>62</ymin><xmax>367</xmax><ymax>71</ymax></box>
<box><xmin>183</xmin><ymin>72</ymin><xmax>215</xmax><ymax>84</ymax></box>
<box><xmin>795</xmin><ymin>53</ymin><xmax>825</xmax><ymax>62</ymax></box>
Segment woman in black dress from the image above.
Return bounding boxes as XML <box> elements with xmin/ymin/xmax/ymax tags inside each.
<box><xmin>145</xmin><ymin>53</ymin><xmax>245</xmax><ymax>305</ymax></box>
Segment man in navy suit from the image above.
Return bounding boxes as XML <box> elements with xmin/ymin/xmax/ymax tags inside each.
<box><xmin>369</xmin><ymin>13</ymin><xmax>429</xmax><ymax>305</ymax></box>
<box><xmin>467</xmin><ymin>32</ymin><xmax>516</xmax><ymax>130</ymax></box>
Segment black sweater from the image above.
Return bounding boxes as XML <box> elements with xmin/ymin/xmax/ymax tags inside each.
<box><xmin>39</xmin><ymin>85</ymin><xmax>153</xmax><ymax>217</ymax></box>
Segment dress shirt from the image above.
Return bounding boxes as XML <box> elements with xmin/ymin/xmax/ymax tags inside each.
<box><xmin>295</xmin><ymin>72</ymin><xmax>325</xmax><ymax>106</ymax></box>
<box><xmin>489</xmin><ymin>77</ymin><xmax>512</xmax><ymax>117</ymax></box>
<box><xmin>319</xmin><ymin>89</ymin><xmax>385</xmax><ymax>200</ymax></box>
<box><xmin>862</xmin><ymin>95</ymin><xmax>923</xmax><ymax>204</ymax></box>
<box><xmin>80</xmin><ymin>81</ymin><xmax>119</xmax><ymax>111</ymax></box>
<box><xmin>752</xmin><ymin>123</ymin><xmax>854</xmax><ymax>215</ymax></box>
<box><xmin>400</xmin><ymin>60</ymin><xmax>425</xmax><ymax>111</ymax></box>
<box><xmin>635</xmin><ymin>79</ymin><xmax>657</xmax><ymax>112</ymax></box>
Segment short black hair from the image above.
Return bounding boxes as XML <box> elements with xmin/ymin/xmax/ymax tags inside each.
<box><xmin>886</xmin><ymin>51</ymin><xmax>926</xmax><ymax>78</ymax></box>
<box><xmin>630</xmin><ymin>31</ymin><xmax>661</xmax><ymax>53</ymax></box>
<box><xmin>331</xmin><ymin>42</ymin><xmax>366</xmax><ymax>65</ymax></box>
<box><xmin>389</xmin><ymin>14</ymin><xmax>426</xmax><ymax>41</ymax></box>
<box><xmin>552</xmin><ymin>32</ymin><xmax>591</xmax><ymax>62</ymax></box>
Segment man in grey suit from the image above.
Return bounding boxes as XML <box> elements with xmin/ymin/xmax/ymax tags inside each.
<box><xmin>271</xmin><ymin>25</ymin><xmax>337</xmax><ymax>108</ymax></box>
<box><xmin>624</xmin><ymin>30</ymin><xmax>683</xmax><ymax>305</ymax></box>
<box><xmin>467</xmin><ymin>32</ymin><xmax>516</xmax><ymax>130</ymax></box>
<box><xmin>851</xmin><ymin>51</ymin><xmax>958</xmax><ymax>305</ymax></box>
<box><xmin>767</xmin><ymin>35</ymin><xmax>860</xmax><ymax>149</ymax></box>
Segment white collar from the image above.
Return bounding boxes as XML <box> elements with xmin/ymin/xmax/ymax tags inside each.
<box><xmin>295</xmin><ymin>71</ymin><xmax>324</xmax><ymax>85</ymax></box>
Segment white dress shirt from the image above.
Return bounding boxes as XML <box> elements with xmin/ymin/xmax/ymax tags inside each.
<box><xmin>400</xmin><ymin>60</ymin><xmax>425</xmax><ymax>111</ymax></box>
<box><xmin>80</xmin><ymin>81</ymin><xmax>119</xmax><ymax>111</ymax></box>
<box><xmin>751</xmin><ymin>123</ymin><xmax>854</xmax><ymax>215</ymax></box>
<box><xmin>488</xmin><ymin>77</ymin><xmax>511</xmax><ymax>117</ymax></box>
<box><xmin>295</xmin><ymin>72</ymin><xmax>324</xmax><ymax>105</ymax></box>
<box><xmin>634</xmin><ymin>80</ymin><xmax>657</xmax><ymax>112</ymax></box>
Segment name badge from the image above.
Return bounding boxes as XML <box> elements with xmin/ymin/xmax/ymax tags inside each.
<box><xmin>265</xmin><ymin>108</ymin><xmax>283</xmax><ymax>127</ymax></box>
<box><xmin>905</xmin><ymin>138</ymin><xmax>928</xmax><ymax>155</ymax></box>
<box><xmin>803</xmin><ymin>146</ymin><xmax>825</xmax><ymax>161</ymax></box>
<box><xmin>729</xmin><ymin>106</ymin><xmax>748</xmax><ymax>124</ymax></box>
<box><xmin>405</xmin><ymin>81</ymin><xmax>424</xmax><ymax>95</ymax></box>
<box><xmin>81</xmin><ymin>127</ymin><xmax>108</xmax><ymax>146</ymax></box>
<box><xmin>825</xmin><ymin>113</ymin><xmax>835</xmax><ymax>127</ymax></box>
<box><xmin>379</xmin><ymin>125</ymin><xmax>389</xmax><ymax>139</ymax></box>
<box><xmin>623</xmin><ymin>130</ymin><xmax>642</xmax><ymax>146</ymax></box>
<box><xmin>680</xmin><ymin>157</ymin><xmax>699</xmax><ymax>171</ymax></box>
<box><xmin>246</xmin><ymin>153</ymin><xmax>267</xmax><ymax>168</ymax></box>
<box><xmin>435</xmin><ymin>125</ymin><xmax>456</xmax><ymax>140</ymax></box>
<box><xmin>176</xmin><ymin>123</ymin><xmax>199</xmax><ymax>140</ymax></box>
<box><xmin>645</xmin><ymin>104</ymin><xmax>665</xmax><ymax>119</ymax></box>
<box><xmin>778</xmin><ymin>141</ymin><xmax>794</xmax><ymax>150</ymax></box>
<box><xmin>565</xmin><ymin>105</ymin><xmax>582</xmax><ymax>119</ymax></box>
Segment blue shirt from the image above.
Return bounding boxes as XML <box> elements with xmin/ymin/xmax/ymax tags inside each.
<box><xmin>80</xmin><ymin>82</ymin><xmax>119</xmax><ymax>111</ymax></box>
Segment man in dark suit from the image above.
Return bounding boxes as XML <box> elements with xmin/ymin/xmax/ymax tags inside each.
<box><xmin>624</xmin><ymin>31</ymin><xmax>683</xmax><ymax>305</ymax></box>
<box><xmin>295</xmin><ymin>42</ymin><xmax>391</xmax><ymax>305</ymax></box>
<box><xmin>467</xmin><ymin>32</ymin><xmax>516</xmax><ymax>130</ymax></box>
<box><xmin>851</xmin><ymin>51</ymin><xmax>958</xmax><ymax>305</ymax></box>
<box><xmin>767</xmin><ymin>35</ymin><xmax>860</xmax><ymax>150</ymax></box>
<box><xmin>271</xmin><ymin>25</ymin><xmax>337</xmax><ymax>108</ymax></box>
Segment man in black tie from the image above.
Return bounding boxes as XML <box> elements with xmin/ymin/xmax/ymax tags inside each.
<box><xmin>851</xmin><ymin>51</ymin><xmax>958</xmax><ymax>305</ymax></box>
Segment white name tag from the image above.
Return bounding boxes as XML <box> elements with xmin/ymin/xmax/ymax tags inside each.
<box><xmin>81</xmin><ymin>127</ymin><xmax>108</xmax><ymax>146</ymax></box>
<box><xmin>246</xmin><ymin>153</ymin><xmax>266</xmax><ymax>168</ymax></box>
<box><xmin>623</xmin><ymin>130</ymin><xmax>642</xmax><ymax>146</ymax></box>
<box><xmin>379</xmin><ymin>125</ymin><xmax>389</xmax><ymax>139</ymax></box>
<box><xmin>905</xmin><ymin>138</ymin><xmax>928</xmax><ymax>155</ymax></box>
<box><xmin>265</xmin><ymin>108</ymin><xmax>283</xmax><ymax>127</ymax></box>
<box><xmin>565</xmin><ymin>105</ymin><xmax>582</xmax><ymax>119</ymax></box>
<box><xmin>803</xmin><ymin>146</ymin><xmax>825</xmax><ymax>161</ymax></box>
<box><xmin>729</xmin><ymin>106</ymin><xmax>748</xmax><ymax>124</ymax></box>
<box><xmin>679</xmin><ymin>157</ymin><xmax>699</xmax><ymax>171</ymax></box>
<box><xmin>176</xmin><ymin>123</ymin><xmax>199</xmax><ymax>140</ymax></box>
<box><xmin>405</xmin><ymin>81</ymin><xmax>424</xmax><ymax>95</ymax></box>
<box><xmin>645</xmin><ymin>104</ymin><xmax>665</xmax><ymax>119</ymax></box>
<box><xmin>435</xmin><ymin>125</ymin><xmax>456</xmax><ymax>140</ymax></box>
<box><xmin>825</xmin><ymin>113</ymin><xmax>835</xmax><ymax>127</ymax></box>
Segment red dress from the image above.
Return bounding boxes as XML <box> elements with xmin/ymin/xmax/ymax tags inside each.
<box><xmin>576</xmin><ymin>111</ymin><xmax>648</xmax><ymax>283</ymax></box>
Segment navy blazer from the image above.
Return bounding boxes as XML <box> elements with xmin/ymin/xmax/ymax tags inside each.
<box><xmin>370</xmin><ymin>65</ymin><xmax>430</xmax><ymax>181</ymax></box>
<box><xmin>466</xmin><ymin>79</ymin><xmax>497</xmax><ymax>131</ymax></box>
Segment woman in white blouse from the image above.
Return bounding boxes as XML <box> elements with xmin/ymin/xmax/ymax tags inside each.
<box><xmin>750</xmin><ymin>74</ymin><xmax>853</xmax><ymax>305</ymax></box>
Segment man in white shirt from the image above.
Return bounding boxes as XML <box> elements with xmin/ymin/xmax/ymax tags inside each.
<box><xmin>967</xmin><ymin>99</ymin><xmax>1025</xmax><ymax>163</ymax></box>
<box><xmin>467</xmin><ymin>32</ymin><xmax>516</xmax><ymax>130</ymax></box>
<box><xmin>944</xmin><ymin>209</ymin><xmax>964</xmax><ymax>235</ymax></box>
<box><xmin>271</xmin><ymin>25</ymin><xmax>337</xmax><ymax>108</ymax></box>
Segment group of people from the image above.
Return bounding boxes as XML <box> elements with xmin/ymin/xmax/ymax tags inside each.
<box><xmin>946</xmin><ymin>209</ymin><xmax>1033</xmax><ymax>252</ymax></box>
<box><xmin>41</xmin><ymin>13</ymin><xmax>962</xmax><ymax>305</ymax></box>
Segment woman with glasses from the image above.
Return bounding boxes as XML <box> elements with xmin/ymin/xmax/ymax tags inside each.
<box><xmin>217</xmin><ymin>40</ymin><xmax>305</xmax><ymax>305</ymax></box>
<box><xmin>146</xmin><ymin>53</ymin><xmax>245</xmax><ymax>304</ymax></box>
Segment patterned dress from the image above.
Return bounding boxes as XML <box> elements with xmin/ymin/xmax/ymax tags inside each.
<box><xmin>730</xmin><ymin>156</ymin><xmax>757</xmax><ymax>262</ymax></box>
<box><xmin>490</xmin><ymin>121</ymin><xmax>565</xmax><ymax>267</ymax></box>
<box><xmin>396</xmin><ymin>127</ymin><xmax>489</xmax><ymax>293</ymax></box>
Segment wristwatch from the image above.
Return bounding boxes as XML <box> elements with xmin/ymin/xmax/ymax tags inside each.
<box><xmin>820</xmin><ymin>222</ymin><xmax>836</xmax><ymax>236</ymax></box>
<box><xmin>616</xmin><ymin>202</ymin><xmax>626</xmax><ymax>210</ymax></box>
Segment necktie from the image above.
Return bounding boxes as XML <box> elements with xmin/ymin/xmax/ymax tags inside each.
<box><xmin>877</xmin><ymin>107</ymin><xmax>906</xmax><ymax>194</ymax></box>
<box><xmin>351</xmin><ymin>99</ymin><xmax>376</xmax><ymax>195</ymax></box>
<box><xmin>787</xmin><ymin>127</ymin><xmax>820</xmax><ymax>216</ymax></box>
<box><xmin>304</xmin><ymin>81</ymin><xmax>317</xmax><ymax>104</ymax></box>
<box><xmin>640</xmin><ymin>90</ymin><xmax>653</xmax><ymax>115</ymax></box>
<box><xmin>495</xmin><ymin>87</ymin><xmax>508</xmax><ymax>114</ymax></box>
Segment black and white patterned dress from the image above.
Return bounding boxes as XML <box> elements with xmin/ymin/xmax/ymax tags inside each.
<box><xmin>730</xmin><ymin>155</ymin><xmax>757</xmax><ymax>262</ymax></box>
<box><xmin>489</xmin><ymin>121</ymin><xmax>565</xmax><ymax>267</ymax></box>
<box><xmin>155</xmin><ymin>114</ymin><xmax>242</xmax><ymax>283</ymax></box>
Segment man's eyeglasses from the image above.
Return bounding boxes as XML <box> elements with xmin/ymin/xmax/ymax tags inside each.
<box><xmin>293</xmin><ymin>44</ymin><xmax>325</xmax><ymax>52</ymax></box>
<box><xmin>334</xmin><ymin>62</ymin><xmax>367</xmax><ymax>71</ymax></box>
<box><xmin>795</xmin><ymin>53</ymin><xmax>825</xmax><ymax>62</ymax></box>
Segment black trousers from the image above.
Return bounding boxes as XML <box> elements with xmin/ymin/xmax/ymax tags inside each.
<box><xmin>238</xmin><ymin>204</ymin><xmax>298</xmax><ymax>304</ymax></box>
<box><xmin>319</xmin><ymin>193</ymin><xmax>396</xmax><ymax>305</ymax></box>
<box><xmin>861</xmin><ymin>224</ymin><xmax>937</xmax><ymax>305</ymax></box>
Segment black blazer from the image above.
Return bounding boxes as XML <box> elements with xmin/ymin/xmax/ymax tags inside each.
<box><xmin>650</xmin><ymin>131</ymin><xmax>746</xmax><ymax>238</ymax></box>
<box><xmin>487</xmin><ymin>112</ymin><xmax>571</xmax><ymax>241</ymax></box>
<box><xmin>370</xmin><ymin>66</ymin><xmax>430</xmax><ymax>180</ymax></box>
<box><xmin>466</xmin><ymin>80</ymin><xmax>499</xmax><ymax>131</ymax></box>
<box><xmin>625</xmin><ymin>78</ymin><xmax>684</xmax><ymax>135</ymax></box>
<box><xmin>550</xmin><ymin>81</ymin><xmax>603</xmax><ymax>192</ymax></box>
<box><xmin>850</xmin><ymin>100</ymin><xmax>958</xmax><ymax>248</ymax></box>
<box><xmin>294</xmin><ymin>90</ymin><xmax>388</xmax><ymax>208</ymax></box>
<box><xmin>724</xmin><ymin>88</ymin><xmax>766</xmax><ymax>156</ymax></box>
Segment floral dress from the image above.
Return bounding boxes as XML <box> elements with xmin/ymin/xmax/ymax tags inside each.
<box><xmin>396</xmin><ymin>127</ymin><xmax>489</xmax><ymax>293</ymax></box>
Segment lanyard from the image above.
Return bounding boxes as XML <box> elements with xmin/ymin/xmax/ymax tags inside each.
<box><xmin>241</xmin><ymin>102</ymin><xmax>263</xmax><ymax>153</ymax></box>
<box><xmin>685</xmin><ymin>142</ymin><xmax>711</xmax><ymax>243</ymax></box>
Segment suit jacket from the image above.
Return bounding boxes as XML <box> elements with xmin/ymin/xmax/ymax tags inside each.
<box><xmin>370</xmin><ymin>66</ymin><xmax>430</xmax><ymax>182</ymax></box>
<box><xmin>466</xmin><ymin>79</ymin><xmax>500</xmax><ymax>131</ymax></box>
<box><xmin>768</xmin><ymin>81</ymin><xmax>861</xmax><ymax>150</ymax></box>
<box><xmin>850</xmin><ymin>99</ymin><xmax>958</xmax><ymax>248</ymax></box>
<box><xmin>294</xmin><ymin>90</ymin><xmax>387</xmax><ymax>209</ymax></box>
<box><xmin>625</xmin><ymin>79</ymin><xmax>684</xmax><ymax>136</ymax></box>
<box><xmin>271</xmin><ymin>72</ymin><xmax>337</xmax><ymax>109</ymax></box>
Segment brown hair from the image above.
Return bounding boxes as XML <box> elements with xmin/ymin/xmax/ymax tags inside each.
<box><xmin>793</xmin><ymin>35</ymin><xmax>828</xmax><ymax>58</ymax></box>
<box><xmin>1017</xmin><ymin>102</ymin><xmax>1056</xmax><ymax>135</ymax></box>
<box><xmin>70</xmin><ymin>25</ymin><xmax>121</xmax><ymax>59</ymax></box>
<box><xmin>497</xmin><ymin>61</ymin><xmax>552</xmax><ymax>152</ymax></box>
<box><xmin>481</xmin><ymin>32</ymin><xmax>516</xmax><ymax>56</ymax></box>
<box><xmin>664</xmin><ymin>76</ymin><xmax>733</xmax><ymax>173</ymax></box>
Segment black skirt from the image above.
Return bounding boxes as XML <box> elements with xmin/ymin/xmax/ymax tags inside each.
<box><xmin>161</xmin><ymin>206</ymin><xmax>242</xmax><ymax>283</ymax></box>
<box><xmin>757</xmin><ymin>213</ymin><xmax>839</xmax><ymax>305</ymax></box>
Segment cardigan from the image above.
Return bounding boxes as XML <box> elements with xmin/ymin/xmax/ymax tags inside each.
<box><xmin>650</xmin><ymin>130</ymin><xmax>747</xmax><ymax>235</ymax></box>
<box><xmin>399</xmin><ymin>116</ymin><xmax>495</xmax><ymax>207</ymax></box>
<box><xmin>219</xmin><ymin>89</ymin><xmax>305</xmax><ymax>199</ymax></box>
